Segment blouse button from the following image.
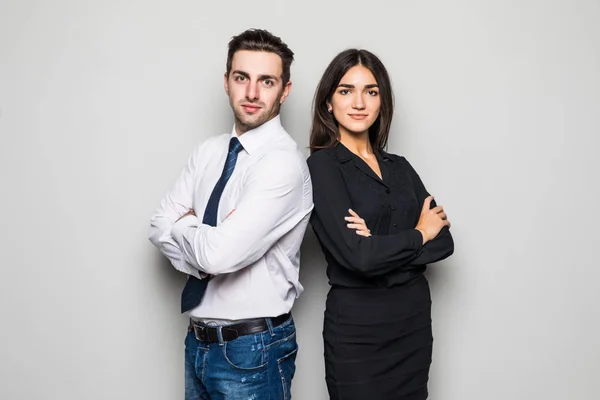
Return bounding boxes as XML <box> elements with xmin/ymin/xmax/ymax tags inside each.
<box><xmin>393</xmin><ymin>223</ymin><xmax>398</xmax><ymax>228</ymax></box>
<box><xmin>390</xmin><ymin>206</ymin><xmax>396</xmax><ymax>211</ymax></box>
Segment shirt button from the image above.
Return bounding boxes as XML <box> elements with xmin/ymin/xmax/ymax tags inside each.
<box><xmin>393</xmin><ymin>223</ymin><xmax>398</xmax><ymax>228</ymax></box>
<box><xmin>390</xmin><ymin>206</ymin><xmax>396</xmax><ymax>211</ymax></box>
<box><xmin>385</xmin><ymin>189</ymin><xmax>390</xmax><ymax>194</ymax></box>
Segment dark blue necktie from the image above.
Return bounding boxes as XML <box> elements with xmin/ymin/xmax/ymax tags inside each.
<box><xmin>181</xmin><ymin>137</ymin><xmax>244</xmax><ymax>313</ymax></box>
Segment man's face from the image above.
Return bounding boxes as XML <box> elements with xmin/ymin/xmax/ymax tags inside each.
<box><xmin>224</xmin><ymin>50</ymin><xmax>291</xmax><ymax>134</ymax></box>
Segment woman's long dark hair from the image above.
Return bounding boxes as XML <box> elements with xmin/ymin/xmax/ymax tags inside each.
<box><xmin>309</xmin><ymin>49</ymin><xmax>394</xmax><ymax>154</ymax></box>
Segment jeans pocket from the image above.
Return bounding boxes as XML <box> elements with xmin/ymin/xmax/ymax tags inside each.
<box><xmin>277</xmin><ymin>344</ymin><xmax>298</xmax><ymax>400</ymax></box>
<box><xmin>222</xmin><ymin>334</ymin><xmax>268</xmax><ymax>371</ymax></box>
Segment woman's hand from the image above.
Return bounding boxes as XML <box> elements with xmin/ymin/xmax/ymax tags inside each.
<box><xmin>176</xmin><ymin>208</ymin><xmax>196</xmax><ymax>222</ymax></box>
<box><xmin>345</xmin><ymin>209</ymin><xmax>371</xmax><ymax>237</ymax></box>
<box><xmin>415</xmin><ymin>196</ymin><xmax>451</xmax><ymax>244</ymax></box>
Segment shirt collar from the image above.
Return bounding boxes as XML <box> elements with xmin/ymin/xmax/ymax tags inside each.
<box><xmin>229</xmin><ymin>115</ymin><xmax>283</xmax><ymax>155</ymax></box>
<box><xmin>331</xmin><ymin>141</ymin><xmax>392</xmax><ymax>189</ymax></box>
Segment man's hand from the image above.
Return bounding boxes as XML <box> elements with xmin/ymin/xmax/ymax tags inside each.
<box><xmin>176</xmin><ymin>209</ymin><xmax>196</xmax><ymax>222</ymax></box>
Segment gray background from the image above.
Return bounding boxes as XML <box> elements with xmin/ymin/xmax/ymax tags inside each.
<box><xmin>1</xmin><ymin>0</ymin><xmax>599</xmax><ymax>399</ymax></box>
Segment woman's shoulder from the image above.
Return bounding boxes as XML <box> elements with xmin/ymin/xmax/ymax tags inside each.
<box><xmin>307</xmin><ymin>146</ymin><xmax>339</xmax><ymax>167</ymax></box>
<box><xmin>380</xmin><ymin>149</ymin><xmax>407</xmax><ymax>163</ymax></box>
<box><xmin>382</xmin><ymin>150</ymin><xmax>419</xmax><ymax>170</ymax></box>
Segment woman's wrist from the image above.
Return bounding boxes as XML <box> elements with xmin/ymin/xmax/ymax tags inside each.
<box><xmin>416</xmin><ymin>228</ymin><xmax>428</xmax><ymax>245</ymax></box>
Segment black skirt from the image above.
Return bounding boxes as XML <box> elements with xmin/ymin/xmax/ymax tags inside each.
<box><xmin>323</xmin><ymin>274</ymin><xmax>433</xmax><ymax>400</ymax></box>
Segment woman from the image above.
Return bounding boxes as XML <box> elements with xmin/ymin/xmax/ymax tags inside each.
<box><xmin>307</xmin><ymin>49</ymin><xmax>454</xmax><ymax>399</ymax></box>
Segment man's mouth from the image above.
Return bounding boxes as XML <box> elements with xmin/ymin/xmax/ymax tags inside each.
<box><xmin>242</xmin><ymin>104</ymin><xmax>262</xmax><ymax>113</ymax></box>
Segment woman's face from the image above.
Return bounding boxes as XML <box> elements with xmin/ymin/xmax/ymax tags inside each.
<box><xmin>328</xmin><ymin>65</ymin><xmax>381</xmax><ymax>137</ymax></box>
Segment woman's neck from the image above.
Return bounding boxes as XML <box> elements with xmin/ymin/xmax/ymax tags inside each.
<box><xmin>339</xmin><ymin>131</ymin><xmax>373</xmax><ymax>158</ymax></box>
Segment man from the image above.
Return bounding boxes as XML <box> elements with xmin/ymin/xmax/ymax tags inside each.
<box><xmin>148</xmin><ymin>29</ymin><xmax>312</xmax><ymax>399</ymax></box>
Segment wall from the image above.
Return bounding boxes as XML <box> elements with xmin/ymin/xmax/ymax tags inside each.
<box><xmin>1</xmin><ymin>0</ymin><xmax>599</xmax><ymax>398</ymax></box>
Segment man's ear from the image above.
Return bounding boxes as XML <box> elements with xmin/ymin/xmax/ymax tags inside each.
<box><xmin>224</xmin><ymin>72</ymin><xmax>229</xmax><ymax>95</ymax></box>
<box><xmin>279</xmin><ymin>80</ymin><xmax>292</xmax><ymax>104</ymax></box>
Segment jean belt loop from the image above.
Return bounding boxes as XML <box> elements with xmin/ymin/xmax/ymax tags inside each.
<box><xmin>265</xmin><ymin>317</ymin><xmax>275</xmax><ymax>336</ymax></box>
<box><xmin>216</xmin><ymin>326</ymin><xmax>224</xmax><ymax>346</ymax></box>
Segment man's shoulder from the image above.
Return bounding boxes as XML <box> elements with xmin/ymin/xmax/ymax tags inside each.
<box><xmin>258</xmin><ymin>146</ymin><xmax>307</xmax><ymax>173</ymax></box>
<box><xmin>251</xmin><ymin>136</ymin><xmax>308</xmax><ymax>181</ymax></box>
<box><xmin>259</xmin><ymin>128</ymin><xmax>305</xmax><ymax>162</ymax></box>
<box><xmin>270</xmin><ymin>127</ymin><xmax>300</xmax><ymax>150</ymax></box>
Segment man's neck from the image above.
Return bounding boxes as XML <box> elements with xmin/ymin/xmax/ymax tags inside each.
<box><xmin>234</xmin><ymin>114</ymin><xmax>280</xmax><ymax>137</ymax></box>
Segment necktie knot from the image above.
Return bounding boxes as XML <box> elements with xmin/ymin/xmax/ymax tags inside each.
<box><xmin>229</xmin><ymin>137</ymin><xmax>243</xmax><ymax>154</ymax></box>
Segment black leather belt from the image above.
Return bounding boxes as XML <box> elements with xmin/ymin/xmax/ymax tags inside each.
<box><xmin>190</xmin><ymin>313</ymin><xmax>291</xmax><ymax>343</ymax></box>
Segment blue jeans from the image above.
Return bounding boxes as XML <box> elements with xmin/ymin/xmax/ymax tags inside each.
<box><xmin>184</xmin><ymin>316</ymin><xmax>298</xmax><ymax>400</ymax></box>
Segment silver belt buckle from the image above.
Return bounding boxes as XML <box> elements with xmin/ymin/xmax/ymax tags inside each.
<box><xmin>193</xmin><ymin>324</ymin><xmax>208</xmax><ymax>342</ymax></box>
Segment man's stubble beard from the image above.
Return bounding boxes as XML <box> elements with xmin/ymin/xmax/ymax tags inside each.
<box><xmin>231</xmin><ymin>92</ymin><xmax>283</xmax><ymax>134</ymax></box>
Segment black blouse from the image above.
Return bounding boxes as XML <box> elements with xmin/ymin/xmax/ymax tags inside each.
<box><xmin>307</xmin><ymin>142</ymin><xmax>454</xmax><ymax>288</ymax></box>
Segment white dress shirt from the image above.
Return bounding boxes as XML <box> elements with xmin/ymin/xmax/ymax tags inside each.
<box><xmin>149</xmin><ymin>115</ymin><xmax>313</xmax><ymax>320</ymax></box>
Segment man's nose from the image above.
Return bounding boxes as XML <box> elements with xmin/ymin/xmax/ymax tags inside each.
<box><xmin>246</xmin><ymin>81</ymin><xmax>259</xmax><ymax>101</ymax></box>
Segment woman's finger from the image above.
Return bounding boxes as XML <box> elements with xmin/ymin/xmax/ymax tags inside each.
<box><xmin>347</xmin><ymin>223</ymin><xmax>366</xmax><ymax>230</ymax></box>
<box><xmin>430</xmin><ymin>205</ymin><xmax>443</xmax><ymax>214</ymax></box>
<box><xmin>345</xmin><ymin>216</ymin><xmax>368</xmax><ymax>225</ymax></box>
<box><xmin>421</xmin><ymin>196</ymin><xmax>433</xmax><ymax>212</ymax></box>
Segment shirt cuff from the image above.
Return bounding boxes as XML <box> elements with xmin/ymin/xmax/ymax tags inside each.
<box><xmin>411</xmin><ymin>229</ymin><xmax>424</xmax><ymax>248</ymax></box>
<box><xmin>171</xmin><ymin>214</ymin><xmax>201</xmax><ymax>245</ymax></box>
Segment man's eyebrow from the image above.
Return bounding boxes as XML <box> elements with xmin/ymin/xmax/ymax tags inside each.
<box><xmin>258</xmin><ymin>74</ymin><xmax>278</xmax><ymax>81</ymax></box>
<box><xmin>231</xmin><ymin>70</ymin><xmax>250</xmax><ymax>78</ymax></box>
<box><xmin>231</xmin><ymin>71</ymin><xmax>279</xmax><ymax>82</ymax></box>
